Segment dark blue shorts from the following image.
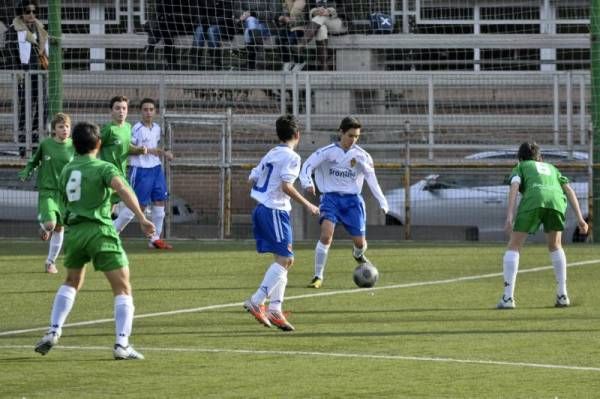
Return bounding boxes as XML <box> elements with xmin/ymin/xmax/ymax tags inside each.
<box><xmin>252</xmin><ymin>204</ymin><xmax>293</xmax><ymax>257</ymax></box>
<box><xmin>319</xmin><ymin>193</ymin><xmax>366</xmax><ymax>237</ymax></box>
<box><xmin>129</xmin><ymin>165</ymin><xmax>168</xmax><ymax>206</ymax></box>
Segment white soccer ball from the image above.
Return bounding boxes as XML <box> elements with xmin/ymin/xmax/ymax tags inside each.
<box><xmin>353</xmin><ymin>262</ymin><xmax>379</xmax><ymax>288</ymax></box>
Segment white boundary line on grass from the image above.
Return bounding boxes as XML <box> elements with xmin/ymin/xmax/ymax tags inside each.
<box><xmin>2</xmin><ymin>344</ymin><xmax>600</xmax><ymax>372</ymax></box>
<box><xmin>1</xmin><ymin>258</ymin><xmax>599</xmax><ymax>338</ymax></box>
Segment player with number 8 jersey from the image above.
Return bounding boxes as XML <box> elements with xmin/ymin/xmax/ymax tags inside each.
<box><xmin>60</xmin><ymin>151</ymin><xmax>121</xmax><ymax>227</ymax></box>
<box><xmin>34</xmin><ymin>121</ymin><xmax>155</xmax><ymax>361</ymax></box>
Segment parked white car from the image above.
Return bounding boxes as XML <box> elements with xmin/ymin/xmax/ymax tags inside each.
<box><xmin>385</xmin><ymin>151</ymin><xmax>589</xmax><ymax>242</ymax></box>
<box><xmin>0</xmin><ymin>188</ymin><xmax>199</xmax><ymax>224</ymax></box>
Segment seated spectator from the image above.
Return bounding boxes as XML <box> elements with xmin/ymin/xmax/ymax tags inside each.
<box><xmin>145</xmin><ymin>0</ymin><xmax>195</xmax><ymax>70</ymax></box>
<box><xmin>235</xmin><ymin>0</ymin><xmax>283</xmax><ymax>70</ymax></box>
<box><xmin>300</xmin><ymin>0</ymin><xmax>347</xmax><ymax>70</ymax></box>
<box><xmin>277</xmin><ymin>0</ymin><xmax>306</xmax><ymax>70</ymax></box>
<box><xmin>191</xmin><ymin>0</ymin><xmax>235</xmax><ymax>70</ymax></box>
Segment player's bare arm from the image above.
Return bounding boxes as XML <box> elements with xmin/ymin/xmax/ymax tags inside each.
<box><xmin>562</xmin><ymin>183</ymin><xmax>588</xmax><ymax>235</ymax></box>
<box><xmin>505</xmin><ymin>182</ymin><xmax>520</xmax><ymax>233</ymax></box>
<box><xmin>111</xmin><ymin>175</ymin><xmax>155</xmax><ymax>237</ymax></box>
<box><xmin>128</xmin><ymin>144</ymin><xmax>148</xmax><ymax>155</ymax></box>
<box><xmin>282</xmin><ymin>182</ymin><xmax>319</xmax><ymax>215</ymax></box>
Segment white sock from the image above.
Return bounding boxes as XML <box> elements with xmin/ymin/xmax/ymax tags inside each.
<box><xmin>352</xmin><ymin>242</ymin><xmax>368</xmax><ymax>259</ymax></box>
<box><xmin>314</xmin><ymin>241</ymin><xmax>330</xmax><ymax>279</ymax></box>
<box><xmin>114</xmin><ymin>294</ymin><xmax>134</xmax><ymax>347</ymax></box>
<box><xmin>251</xmin><ymin>263</ymin><xmax>286</xmax><ymax>305</ymax></box>
<box><xmin>502</xmin><ymin>250</ymin><xmax>520</xmax><ymax>299</ymax></box>
<box><xmin>47</xmin><ymin>230</ymin><xmax>64</xmax><ymax>263</ymax></box>
<box><xmin>113</xmin><ymin>207</ymin><xmax>135</xmax><ymax>233</ymax></box>
<box><xmin>268</xmin><ymin>273</ymin><xmax>288</xmax><ymax>313</ymax></box>
<box><xmin>150</xmin><ymin>205</ymin><xmax>165</xmax><ymax>242</ymax></box>
<box><xmin>550</xmin><ymin>248</ymin><xmax>568</xmax><ymax>297</ymax></box>
<box><xmin>49</xmin><ymin>285</ymin><xmax>77</xmax><ymax>336</ymax></box>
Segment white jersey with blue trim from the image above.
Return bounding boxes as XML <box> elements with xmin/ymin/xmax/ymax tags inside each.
<box><xmin>250</xmin><ymin>145</ymin><xmax>301</xmax><ymax>211</ymax></box>
<box><xmin>129</xmin><ymin>121</ymin><xmax>162</xmax><ymax>168</ymax></box>
<box><xmin>300</xmin><ymin>143</ymin><xmax>389</xmax><ymax>212</ymax></box>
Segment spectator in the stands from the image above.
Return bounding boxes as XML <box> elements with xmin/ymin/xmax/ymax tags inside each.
<box><xmin>191</xmin><ymin>0</ymin><xmax>235</xmax><ymax>70</ymax></box>
<box><xmin>300</xmin><ymin>0</ymin><xmax>346</xmax><ymax>70</ymax></box>
<box><xmin>235</xmin><ymin>0</ymin><xmax>284</xmax><ymax>70</ymax></box>
<box><xmin>144</xmin><ymin>0</ymin><xmax>195</xmax><ymax>70</ymax></box>
<box><xmin>5</xmin><ymin>0</ymin><xmax>49</xmax><ymax>156</ymax></box>
<box><xmin>277</xmin><ymin>0</ymin><xmax>307</xmax><ymax>70</ymax></box>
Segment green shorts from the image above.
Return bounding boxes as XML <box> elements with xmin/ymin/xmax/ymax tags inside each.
<box><xmin>513</xmin><ymin>207</ymin><xmax>566</xmax><ymax>234</ymax></box>
<box><xmin>37</xmin><ymin>191</ymin><xmax>62</xmax><ymax>224</ymax></box>
<box><xmin>63</xmin><ymin>222</ymin><xmax>129</xmax><ymax>272</ymax></box>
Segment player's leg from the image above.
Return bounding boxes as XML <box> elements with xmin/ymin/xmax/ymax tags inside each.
<box><xmin>308</xmin><ymin>193</ymin><xmax>337</xmax><ymax>288</ymax></box>
<box><xmin>266</xmin><ymin>254</ymin><xmax>295</xmax><ymax>331</ymax></box>
<box><xmin>546</xmin><ymin>231</ymin><xmax>569</xmax><ymax>307</ymax></box>
<box><xmin>309</xmin><ymin>220</ymin><xmax>334</xmax><ymax>288</ymax></box>
<box><xmin>245</xmin><ymin>206</ymin><xmax>291</xmax><ymax>327</ymax></box>
<box><xmin>38</xmin><ymin>193</ymin><xmax>60</xmax><ymax>272</ymax></box>
<box><xmin>340</xmin><ymin>194</ymin><xmax>369</xmax><ymax>264</ymax></box>
<box><xmin>45</xmin><ymin>224</ymin><xmax>64</xmax><ymax>273</ymax></box>
<box><xmin>497</xmin><ymin>231</ymin><xmax>527</xmax><ymax>309</ymax></box>
<box><xmin>148</xmin><ymin>166</ymin><xmax>171</xmax><ymax>249</ymax></box>
<box><xmin>95</xmin><ymin>227</ymin><xmax>144</xmax><ymax>360</ymax></box>
<box><xmin>104</xmin><ymin>268</ymin><xmax>143</xmax><ymax>359</ymax></box>
<box><xmin>497</xmin><ymin>208</ymin><xmax>539</xmax><ymax>309</ymax></box>
<box><xmin>543</xmin><ymin>209</ymin><xmax>569</xmax><ymax>307</ymax></box>
<box><xmin>113</xmin><ymin>167</ymin><xmax>145</xmax><ymax>233</ymax></box>
<box><xmin>35</xmin><ymin>231</ymin><xmax>88</xmax><ymax>356</ymax></box>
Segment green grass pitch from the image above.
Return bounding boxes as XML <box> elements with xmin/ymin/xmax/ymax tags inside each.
<box><xmin>1</xmin><ymin>240</ymin><xmax>599</xmax><ymax>398</ymax></box>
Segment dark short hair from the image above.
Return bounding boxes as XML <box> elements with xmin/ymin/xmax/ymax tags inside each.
<box><xmin>339</xmin><ymin>116</ymin><xmax>361</xmax><ymax>133</ymax></box>
<box><xmin>18</xmin><ymin>0</ymin><xmax>37</xmax><ymax>13</ymax></box>
<box><xmin>275</xmin><ymin>114</ymin><xmax>300</xmax><ymax>142</ymax></box>
<box><xmin>109</xmin><ymin>95</ymin><xmax>129</xmax><ymax>109</ymax></box>
<box><xmin>139</xmin><ymin>98</ymin><xmax>157</xmax><ymax>109</ymax></box>
<box><xmin>72</xmin><ymin>121</ymin><xmax>100</xmax><ymax>155</ymax></box>
<box><xmin>517</xmin><ymin>142</ymin><xmax>541</xmax><ymax>162</ymax></box>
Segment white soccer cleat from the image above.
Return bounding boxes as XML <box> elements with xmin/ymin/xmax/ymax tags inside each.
<box><xmin>555</xmin><ymin>294</ymin><xmax>570</xmax><ymax>308</ymax></box>
<box><xmin>113</xmin><ymin>344</ymin><xmax>145</xmax><ymax>360</ymax></box>
<box><xmin>496</xmin><ymin>295</ymin><xmax>516</xmax><ymax>309</ymax></box>
<box><xmin>45</xmin><ymin>261</ymin><xmax>58</xmax><ymax>274</ymax></box>
<box><xmin>34</xmin><ymin>331</ymin><xmax>60</xmax><ymax>355</ymax></box>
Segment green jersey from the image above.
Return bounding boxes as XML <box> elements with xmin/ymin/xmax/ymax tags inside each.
<box><xmin>509</xmin><ymin>160</ymin><xmax>569</xmax><ymax>214</ymax></box>
<box><xmin>99</xmin><ymin>121</ymin><xmax>131</xmax><ymax>177</ymax></box>
<box><xmin>19</xmin><ymin>137</ymin><xmax>74</xmax><ymax>191</ymax></box>
<box><xmin>59</xmin><ymin>154</ymin><xmax>121</xmax><ymax>227</ymax></box>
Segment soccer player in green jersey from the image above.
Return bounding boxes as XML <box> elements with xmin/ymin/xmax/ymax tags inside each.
<box><xmin>34</xmin><ymin>121</ymin><xmax>155</xmax><ymax>360</ymax></box>
<box><xmin>100</xmin><ymin>95</ymin><xmax>147</xmax><ymax>205</ymax></box>
<box><xmin>497</xmin><ymin>142</ymin><xmax>588</xmax><ymax>310</ymax></box>
<box><xmin>19</xmin><ymin>113</ymin><xmax>74</xmax><ymax>274</ymax></box>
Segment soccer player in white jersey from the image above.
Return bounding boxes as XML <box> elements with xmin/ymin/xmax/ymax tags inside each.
<box><xmin>244</xmin><ymin>114</ymin><xmax>320</xmax><ymax>331</ymax></box>
<box><xmin>112</xmin><ymin>98</ymin><xmax>174</xmax><ymax>249</ymax></box>
<box><xmin>300</xmin><ymin>116</ymin><xmax>389</xmax><ymax>288</ymax></box>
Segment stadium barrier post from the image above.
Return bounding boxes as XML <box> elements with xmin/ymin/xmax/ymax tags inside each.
<box><xmin>48</xmin><ymin>0</ymin><xmax>63</xmax><ymax>116</ymax></box>
<box><xmin>591</xmin><ymin>0</ymin><xmax>600</xmax><ymax>242</ymax></box>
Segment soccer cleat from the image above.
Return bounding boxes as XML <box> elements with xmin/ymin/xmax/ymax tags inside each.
<box><xmin>496</xmin><ymin>295</ymin><xmax>516</xmax><ymax>309</ymax></box>
<box><xmin>34</xmin><ymin>331</ymin><xmax>59</xmax><ymax>355</ymax></box>
<box><xmin>113</xmin><ymin>344</ymin><xmax>145</xmax><ymax>360</ymax></box>
<box><xmin>267</xmin><ymin>311</ymin><xmax>295</xmax><ymax>332</ymax></box>
<box><xmin>555</xmin><ymin>294</ymin><xmax>570</xmax><ymax>308</ymax></box>
<box><xmin>243</xmin><ymin>299</ymin><xmax>271</xmax><ymax>328</ymax></box>
<box><xmin>45</xmin><ymin>261</ymin><xmax>58</xmax><ymax>274</ymax></box>
<box><xmin>307</xmin><ymin>277</ymin><xmax>322</xmax><ymax>289</ymax></box>
<box><xmin>353</xmin><ymin>254</ymin><xmax>370</xmax><ymax>264</ymax></box>
<box><xmin>149</xmin><ymin>239</ymin><xmax>173</xmax><ymax>250</ymax></box>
